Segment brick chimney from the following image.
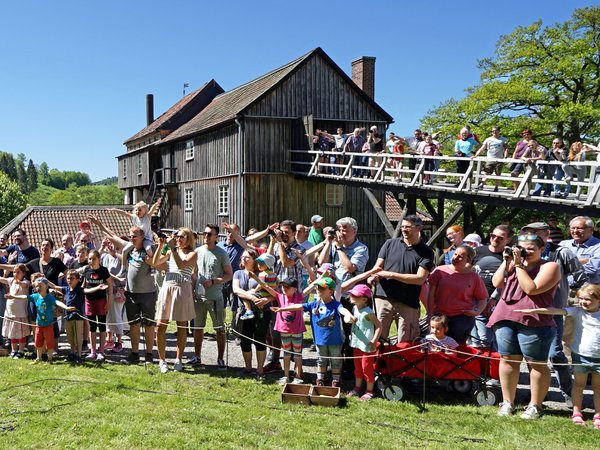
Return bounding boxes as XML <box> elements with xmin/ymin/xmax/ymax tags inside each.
<box><xmin>146</xmin><ymin>94</ymin><xmax>154</xmax><ymax>126</ymax></box>
<box><xmin>351</xmin><ymin>56</ymin><xmax>376</xmax><ymax>99</ymax></box>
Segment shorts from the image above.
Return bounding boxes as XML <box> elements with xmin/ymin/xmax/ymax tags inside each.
<box><xmin>85</xmin><ymin>298</ymin><xmax>107</xmax><ymax>316</ymax></box>
<box><xmin>571</xmin><ymin>352</ymin><xmax>600</xmax><ymax>375</ymax></box>
<box><xmin>484</xmin><ymin>161</ymin><xmax>504</xmax><ymax>175</ymax></box>
<box><xmin>280</xmin><ymin>333</ymin><xmax>303</xmax><ymax>357</ymax></box>
<box><xmin>124</xmin><ymin>291</ymin><xmax>156</xmax><ymax>326</ymax></box>
<box><xmin>34</xmin><ymin>324</ymin><xmax>55</xmax><ymax>349</ymax></box>
<box><xmin>375</xmin><ymin>297</ymin><xmax>419</xmax><ymax>342</ymax></box>
<box><xmin>316</xmin><ymin>344</ymin><xmax>342</xmax><ymax>371</ymax></box>
<box><xmin>194</xmin><ymin>295</ymin><xmax>225</xmax><ymax>331</ymax></box>
<box><xmin>493</xmin><ymin>320</ymin><xmax>555</xmax><ymax>361</ymax></box>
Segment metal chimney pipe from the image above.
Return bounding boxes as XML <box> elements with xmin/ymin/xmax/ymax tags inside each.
<box><xmin>146</xmin><ymin>94</ymin><xmax>154</xmax><ymax>126</ymax></box>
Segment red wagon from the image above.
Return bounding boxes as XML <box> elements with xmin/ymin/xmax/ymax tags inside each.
<box><xmin>374</xmin><ymin>341</ymin><xmax>502</xmax><ymax>406</ymax></box>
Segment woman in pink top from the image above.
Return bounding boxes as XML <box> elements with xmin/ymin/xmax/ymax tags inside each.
<box><xmin>427</xmin><ymin>245</ymin><xmax>488</xmax><ymax>343</ymax></box>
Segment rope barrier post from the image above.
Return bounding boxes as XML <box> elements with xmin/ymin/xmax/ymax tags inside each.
<box><xmin>224</xmin><ymin>323</ymin><xmax>230</xmax><ymax>383</ymax></box>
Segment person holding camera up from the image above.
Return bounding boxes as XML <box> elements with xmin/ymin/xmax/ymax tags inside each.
<box><xmin>489</xmin><ymin>235</ymin><xmax>561</xmax><ymax>420</ymax></box>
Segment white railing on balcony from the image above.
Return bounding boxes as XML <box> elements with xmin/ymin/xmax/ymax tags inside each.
<box><xmin>289</xmin><ymin>150</ymin><xmax>600</xmax><ymax>207</ymax></box>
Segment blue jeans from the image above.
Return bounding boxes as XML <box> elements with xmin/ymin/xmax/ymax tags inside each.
<box><xmin>548</xmin><ymin>315</ymin><xmax>572</xmax><ymax>396</ymax></box>
<box><xmin>493</xmin><ymin>320</ymin><xmax>556</xmax><ymax>361</ymax></box>
<box><xmin>552</xmin><ymin>167</ymin><xmax>569</xmax><ymax>196</ymax></box>
<box><xmin>470</xmin><ymin>314</ymin><xmax>496</xmax><ymax>350</ymax></box>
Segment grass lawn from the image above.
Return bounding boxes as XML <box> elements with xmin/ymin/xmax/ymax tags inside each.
<box><xmin>0</xmin><ymin>356</ymin><xmax>598</xmax><ymax>450</ymax></box>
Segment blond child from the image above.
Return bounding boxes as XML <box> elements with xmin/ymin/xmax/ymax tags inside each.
<box><xmin>346</xmin><ymin>284</ymin><xmax>381</xmax><ymax>400</ymax></box>
<box><xmin>6</xmin><ymin>276</ymin><xmax>74</xmax><ymax>364</ymax></box>
<box><xmin>75</xmin><ymin>220</ymin><xmax>96</xmax><ymax>249</ymax></box>
<box><xmin>517</xmin><ymin>283</ymin><xmax>600</xmax><ymax>429</ymax></box>
<box><xmin>0</xmin><ymin>264</ymin><xmax>30</xmax><ymax>358</ymax></box>
<box><xmin>241</xmin><ymin>254</ymin><xmax>277</xmax><ymax>321</ymax></box>
<box><xmin>107</xmin><ymin>199</ymin><xmax>160</xmax><ymax>254</ymax></box>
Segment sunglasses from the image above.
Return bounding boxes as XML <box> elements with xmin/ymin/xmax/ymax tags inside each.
<box><xmin>489</xmin><ymin>234</ymin><xmax>505</xmax><ymax>241</ymax></box>
<box><xmin>518</xmin><ymin>235</ymin><xmax>539</xmax><ymax>241</ymax></box>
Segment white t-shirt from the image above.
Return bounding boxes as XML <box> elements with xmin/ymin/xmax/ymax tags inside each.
<box><xmin>132</xmin><ymin>214</ymin><xmax>153</xmax><ymax>241</ymax></box>
<box><xmin>481</xmin><ymin>136</ymin><xmax>507</xmax><ymax>159</ymax></box>
<box><xmin>566</xmin><ymin>306</ymin><xmax>600</xmax><ymax>358</ymax></box>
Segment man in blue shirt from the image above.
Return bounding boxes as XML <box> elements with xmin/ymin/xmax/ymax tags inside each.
<box><xmin>559</xmin><ymin>216</ymin><xmax>600</xmax><ymax>284</ymax></box>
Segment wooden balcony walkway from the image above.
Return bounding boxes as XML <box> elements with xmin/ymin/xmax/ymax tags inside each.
<box><xmin>289</xmin><ymin>150</ymin><xmax>600</xmax><ymax>217</ymax></box>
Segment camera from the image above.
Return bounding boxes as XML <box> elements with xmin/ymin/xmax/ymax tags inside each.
<box><xmin>327</xmin><ymin>229</ymin><xmax>336</xmax><ymax>238</ymax></box>
<box><xmin>157</xmin><ymin>231</ymin><xmax>168</xmax><ymax>239</ymax></box>
<box><xmin>268</xmin><ymin>229</ymin><xmax>276</xmax><ymax>237</ymax></box>
<box><xmin>503</xmin><ymin>246</ymin><xmax>527</xmax><ymax>258</ymax></box>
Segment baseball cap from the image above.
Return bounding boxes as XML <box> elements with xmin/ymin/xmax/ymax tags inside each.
<box><xmin>256</xmin><ymin>254</ymin><xmax>275</xmax><ymax>270</ymax></box>
<box><xmin>520</xmin><ymin>222</ymin><xmax>549</xmax><ymax>233</ymax></box>
<box><xmin>463</xmin><ymin>233</ymin><xmax>482</xmax><ymax>247</ymax></box>
<box><xmin>316</xmin><ymin>277</ymin><xmax>336</xmax><ymax>290</ymax></box>
<box><xmin>311</xmin><ymin>215</ymin><xmax>323</xmax><ymax>224</ymax></box>
<box><xmin>279</xmin><ymin>277</ymin><xmax>298</xmax><ymax>288</ymax></box>
<box><xmin>348</xmin><ymin>284</ymin><xmax>372</xmax><ymax>299</ymax></box>
<box><xmin>316</xmin><ymin>263</ymin><xmax>334</xmax><ymax>275</ymax></box>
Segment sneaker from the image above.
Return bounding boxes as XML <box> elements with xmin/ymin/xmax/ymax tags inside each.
<box><xmin>239</xmin><ymin>310</ymin><xmax>254</xmax><ymax>321</ymax></box>
<box><xmin>158</xmin><ymin>360</ymin><xmax>169</xmax><ymax>374</ymax></box>
<box><xmin>9</xmin><ymin>352</ymin><xmax>16</xmax><ymax>358</ymax></box>
<box><xmin>263</xmin><ymin>362</ymin><xmax>282</xmax><ymax>373</ymax></box>
<box><xmin>331</xmin><ymin>379</ymin><xmax>340</xmax><ymax>388</ymax></box>
<box><xmin>85</xmin><ymin>352</ymin><xmax>97</xmax><ymax>361</ymax></box>
<box><xmin>74</xmin><ymin>355</ymin><xmax>82</xmax><ymax>364</ymax></box>
<box><xmin>95</xmin><ymin>353</ymin><xmax>105</xmax><ymax>362</ymax></box>
<box><xmin>217</xmin><ymin>359</ymin><xmax>226</xmax><ymax>370</ymax></box>
<box><xmin>562</xmin><ymin>393</ymin><xmax>574</xmax><ymax>408</ymax></box>
<box><xmin>66</xmin><ymin>353</ymin><xmax>76</xmax><ymax>363</ymax></box>
<box><xmin>173</xmin><ymin>359</ymin><xmax>183</xmax><ymax>372</ymax></box>
<box><xmin>360</xmin><ymin>392</ymin><xmax>374</xmax><ymax>401</ymax></box>
<box><xmin>498</xmin><ymin>401</ymin><xmax>515</xmax><ymax>417</ymax></box>
<box><xmin>112</xmin><ymin>343</ymin><xmax>123</xmax><ymax>354</ymax></box>
<box><xmin>122</xmin><ymin>353</ymin><xmax>140</xmax><ymax>365</ymax></box>
<box><xmin>104</xmin><ymin>341</ymin><xmax>115</xmax><ymax>352</ymax></box>
<box><xmin>14</xmin><ymin>352</ymin><xmax>24</xmax><ymax>359</ymax></box>
<box><xmin>278</xmin><ymin>376</ymin><xmax>290</xmax><ymax>385</ymax></box>
<box><xmin>145</xmin><ymin>353</ymin><xmax>154</xmax><ymax>364</ymax></box>
<box><xmin>187</xmin><ymin>355</ymin><xmax>202</xmax><ymax>366</ymax></box>
<box><xmin>291</xmin><ymin>377</ymin><xmax>304</xmax><ymax>385</ymax></box>
<box><xmin>520</xmin><ymin>404</ymin><xmax>543</xmax><ymax>420</ymax></box>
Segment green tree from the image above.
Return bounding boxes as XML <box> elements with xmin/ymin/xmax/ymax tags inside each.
<box><xmin>15</xmin><ymin>153</ymin><xmax>27</xmax><ymax>192</ymax></box>
<box><xmin>0</xmin><ymin>171</ymin><xmax>27</xmax><ymax>227</ymax></box>
<box><xmin>26</xmin><ymin>159</ymin><xmax>38</xmax><ymax>193</ymax></box>
<box><xmin>0</xmin><ymin>152</ymin><xmax>17</xmax><ymax>180</ymax></box>
<box><xmin>421</xmin><ymin>6</ymin><xmax>600</xmax><ymax>148</ymax></box>
<box><xmin>38</xmin><ymin>162</ymin><xmax>49</xmax><ymax>184</ymax></box>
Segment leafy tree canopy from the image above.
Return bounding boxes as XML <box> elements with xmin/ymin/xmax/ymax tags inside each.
<box><xmin>0</xmin><ymin>171</ymin><xmax>27</xmax><ymax>228</ymax></box>
<box><xmin>421</xmin><ymin>6</ymin><xmax>600</xmax><ymax>149</ymax></box>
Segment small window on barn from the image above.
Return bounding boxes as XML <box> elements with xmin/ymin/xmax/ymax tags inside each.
<box><xmin>137</xmin><ymin>155</ymin><xmax>143</xmax><ymax>176</ymax></box>
<box><xmin>184</xmin><ymin>188</ymin><xmax>193</xmax><ymax>211</ymax></box>
<box><xmin>325</xmin><ymin>184</ymin><xmax>344</xmax><ymax>206</ymax></box>
<box><xmin>218</xmin><ymin>185</ymin><xmax>229</xmax><ymax>216</ymax></box>
<box><xmin>122</xmin><ymin>159</ymin><xmax>127</xmax><ymax>179</ymax></box>
<box><xmin>185</xmin><ymin>140</ymin><xmax>195</xmax><ymax>161</ymax></box>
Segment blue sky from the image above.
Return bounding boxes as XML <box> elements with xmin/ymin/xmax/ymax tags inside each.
<box><xmin>0</xmin><ymin>1</ymin><xmax>595</xmax><ymax>181</ymax></box>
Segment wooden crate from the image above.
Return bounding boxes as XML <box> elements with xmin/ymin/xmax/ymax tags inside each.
<box><xmin>309</xmin><ymin>386</ymin><xmax>341</xmax><ymax>407</ymax></box>
<box><xmin>281</xmin><ymin>384</ymin><xmax>312</xmax><ymax>405</ymax></box>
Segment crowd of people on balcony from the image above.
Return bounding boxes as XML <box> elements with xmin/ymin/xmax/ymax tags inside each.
<box><xmin>308</xmin><ymin>125</ymin><xmax>600</xmax><ymax>199</ymax></box>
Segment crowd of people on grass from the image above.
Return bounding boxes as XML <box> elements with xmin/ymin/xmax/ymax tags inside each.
<box><xmin>0</xmin><ymin>202</ymin><xmax>599</xmax><ymax>427</ymax></box>
<box><xmin>309</xmin><ymin>125</ymin><xmax>600</xmax><ymax>198</ymax></box>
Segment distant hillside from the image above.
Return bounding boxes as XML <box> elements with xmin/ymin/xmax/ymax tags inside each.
<box><xmin>93</xmin><ymin>176</ymin><xmax>118</xmax><ymax>185</ymax></box>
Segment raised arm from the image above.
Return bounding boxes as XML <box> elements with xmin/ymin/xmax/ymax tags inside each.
<box><xmin>106</xmin><ymin>208</ymin><xmax>133</xmax><ymax>219</ymax></box>
<box><xmin>248</xmin><ymin>271</ymin><xmax>279</xmax><ymax>298</ymax></box>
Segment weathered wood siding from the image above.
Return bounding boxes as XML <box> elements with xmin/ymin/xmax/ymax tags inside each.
<box><xmin>164</xmin><ymin>176</ymin><xmax>240</xmax><ymax>233</ymax></box>
<box><xmin>243</xmin><ymin>118</ymin><xmax>293</xmax><ymax>173</ymax></box>
<box><xmin>160</xmin><ymin>124</ymin><xmax>239</xmax><ymax>183</ymax></box>
<box><xmin>243</xmin><ymin>174</ymin><xmax>386</xmax><ymax>263</ymax></box>
<box><xmin>245</xmin><ymin>53</ymin><xmax>387</xmax><ymax>123</ymax></box>
<box><xmin>117</xmin><ymin>151</ymin><xmax>151</xmax><ymax>189</ymax></box>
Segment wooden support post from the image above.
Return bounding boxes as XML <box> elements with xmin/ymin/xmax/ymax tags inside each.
<box><xmin>362</xmin><ymin>188</ymin><xmax>396</xmax><ymax>238</ymax></box>
<box><xmin>427</xmin><ymin>203</ymin><xmax>466</xmax><ymax>248</ymax></box>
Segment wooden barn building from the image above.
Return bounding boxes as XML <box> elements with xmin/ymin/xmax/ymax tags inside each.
<box><xmin>118</xmin><ymin>47</ymin><xmax>394</xmax><ymax>259</ymax></box>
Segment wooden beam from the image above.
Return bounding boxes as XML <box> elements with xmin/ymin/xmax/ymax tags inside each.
<box><xmin>420</xmin><ymin>198</ymin><xmax>439</xmax><ymax>222</ymax></box>
<box><xmin>427</xmin><ymin>203</ymin><xmax>465</xmax><ymax>247</ymax></box>
<box><xmin>362</xmin><ymin>188</ymin><xmax>396</xmax><ymax>238</ymax></box>
<box><xmin>466</xmin><ymin>204</ymin><xmax>497</xmax><ymax>234</ymax></box>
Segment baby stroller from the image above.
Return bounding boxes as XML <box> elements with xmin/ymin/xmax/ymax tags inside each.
<box><xmin>374</xmin><ymin>340</ymin><xmax>502</xmax><ymax>406</ymax></box>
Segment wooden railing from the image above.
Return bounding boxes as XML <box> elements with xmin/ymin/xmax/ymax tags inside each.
<box><xmin>289</xmin><ymin>150</ymin><xmax>600</xmax><ymax>207</ymax></box>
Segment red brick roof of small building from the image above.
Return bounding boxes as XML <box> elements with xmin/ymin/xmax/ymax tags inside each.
<box><xmin>385</xmin><ymin>194</ymin><xmax>433</xmax><ymax>223</ymax></box>
<box><xmin>0</xmin><ymin>206</ymin><xmax>133</xmax><ymax>249</ymax></box>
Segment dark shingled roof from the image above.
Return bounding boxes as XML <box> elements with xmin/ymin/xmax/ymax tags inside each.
<box><xmin>0</xmin><ymin>206</ymin><xmax>134</xmax><ymax>249</ymax></box>
<box><xmin>161</xmin><ymin>51</ymin><xmax>312</xmax><ymax>143</ymax></box>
